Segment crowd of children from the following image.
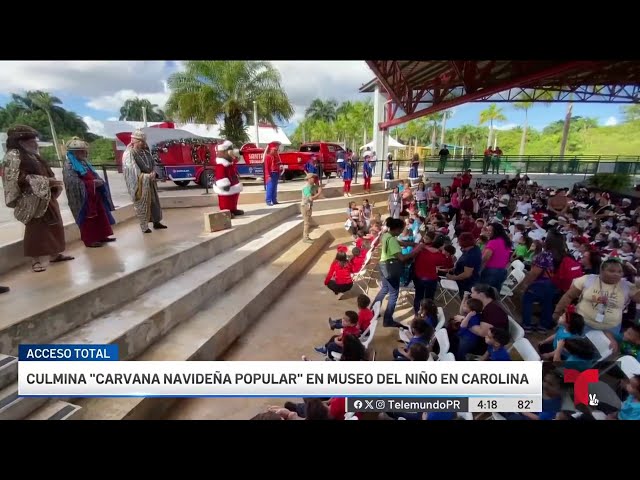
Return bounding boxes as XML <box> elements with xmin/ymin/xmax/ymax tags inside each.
<box><xmin>264</xmin><ymin>165</ymin><xmax>640</xmax><ymax>421</ymax></box>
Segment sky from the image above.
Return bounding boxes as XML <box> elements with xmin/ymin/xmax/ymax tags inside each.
<box><xmin>0</xmin><ymin>60</ymin><xmax>626</xmax><ymax>138</ymax></box>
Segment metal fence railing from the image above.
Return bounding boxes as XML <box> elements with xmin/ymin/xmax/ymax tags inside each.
<box><xmin>91</xmin><ymin>155</ymin><xmax>640</xmax><ymax>192</ymax></box>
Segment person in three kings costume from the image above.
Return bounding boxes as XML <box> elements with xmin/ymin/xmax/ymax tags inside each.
<box><xmin>62</xmin><ymin>137</ymin><xmax>116</xmax><ymax>248</ymax></box>
<box><xmin>214</xmin><ymin>140</ymin><xmax>244</xmax><ymax>216</ymax></box>
<box><xmin>122</xmin><ymin>129</ymin><xmax>167</xmax><ymax>233</ymax></box>
<box><xmin>1</xmin><ymin>125</ymin><xmax>74</xmax><ymax>273</ymax></box>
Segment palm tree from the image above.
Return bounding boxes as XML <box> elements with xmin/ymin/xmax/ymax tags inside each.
<box><xmin>479</xmin><ymin>104</ymin><xmax>507</xmax><ymax>148</ymax></box>
<box><xmin>512</xmin><ymin>90</ymin><xmax>554</xmax><ymax>158</ymax></box>
<box><xmin>166</xmin><ymin>61</ymin><xmax>294</xmax><ymax>145</ymax></box>
<box><xmin>439</xmin><ymin>110</ymin><xmax>453</xmax><ymax>148</ymax></box>
<box><xmin>27</xmin><ymin>92</ymin><xmax>63</xmax><ymax>161</ymax></box>
<box><xmin>306</xmin><ymin>99</ymin><xmax>338</xmax><ymax>122</ymax></box>
<box><xmin>119</xmin><ymin>98</ymin><xmax>167</xmax><ymax>122</ymax></box>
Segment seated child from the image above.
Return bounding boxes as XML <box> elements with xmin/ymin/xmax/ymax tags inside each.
<box><xmin>315</xmin><ymin>311</ymin><xmax>360</xmax><ymax>358</ymax></box>
<box><xmin>393</xmin><ymin>318</ymin><xmax>434</xmax><ymax>361</ymax></box>
<box><xmin>450</xmin><ymin>296</ymin><xmax>484</xmax><ymax>361</ymax></box>
<box><xmin>324</xmin><ymin>248</ymin><xmax>353</xmax><ymax>295</ymax></box>
<box><xmin>407</xmin><ymin>343</ymin><xmax>430</xmax><ymax>361</ymax></box>
<box><xmin>512</xmin><ymin>235</ymin><xmax>534</xmax><ymax>262</ymax></box>
<box><xmin>329</xmin><ymin>294</ymin><xmax>373</xmax><ymax>332</ymax></box>
<box><xmin>538</xmin><ymin>307</ymin><xmax>585</xmax><ymax>361</ymax></box>
<box><xmin>470</xmin><ymin>327</ymin><xmax>511</xmax><ymax>361</ymax></box>
<box><xmin>561</xmin><ymin>337</ymin><xmax>599</xmax><ymax>372</ymax></box>
<box><xmin>442</xmin><ymin>244</ymin><xmax>456</xmax><ymax>270</ymax></box>
<box><xmin>416</xmin><ymin>298</ymin><xmax>439</xmax><ymax>329</ymax></box>
<box><xmin>349</xmin><ymin>246</ymin><xmax>365</xmax><ymax>273</ymax></box>
<box><xmin>615</xmin><ymin>323</ymin><xmax>640</xmax><ymax>362</ymax></box>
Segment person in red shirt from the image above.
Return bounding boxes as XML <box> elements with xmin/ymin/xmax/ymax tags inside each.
<box><xmin>264</xmin><ymin>145</ymin><xmax>281</xmax><ymax>206</ymax></box>
<box><xmin>451</xmin><ymin>174</ymin><xmax>462</xmax><ymax>191</ymax></box>
<box><xmin>412</xmin><ymin>234</ymin><xmax>448</xmax><ymax>313</ymax></box>
<box><xmin>432</xmin><ymin>182</ymin><xmax>442</xmax><ymax>197</ymax></box>
<box><xmin>324</xmin><ymin>248</ymin><xmax>353</xmax><ymax>294</ymax></box>
<box><xmin>456</xmin><ymin>211</ymin><xmax>476</xmax><ymax>237</ymax></box>
<box><xmin>315</xmin><ymin>311</ymin><xmax>360</xmax><ymax>357</ymax></box>
<box><xmin>349</xmin><ymin>246</ymin><xmax>365</xmax><ymax>273</ymax></box>
<box><xmin>461</xmin><ymin>169</ymin><xmax>472</xmax><ymax>189</ymax></box>
<box><xmin>472</xmin><ymin>218</ymin><xmax>485</xmax><ymax>239</ymax></box>
<box><xmin>329</xmin><ymin>294</ymin><xmax>373</xmax><ymax>332</ymax></box>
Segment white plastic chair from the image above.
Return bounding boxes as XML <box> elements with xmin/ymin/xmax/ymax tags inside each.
<box><xmin>585</xmin><ymin>330</ymin><xmax>614</xmax><ymax>362</ymax></box>
<box><xmin>433</xmin><ymin>328</ymin><xmax>450</xmax><ymax>356</ymax></box>
<box><xmin>439</xmin><ymin>352</ymin><xmax>456</xmax><ymax>361</ymax></box>
<box><xmin>436</xmin><ymin>308</ymin><xmax>446</xmax><ymax>331</ymax></box>
<box><xmin>359</xmin><ymin>319</ymin><xmax>379</xmax><ymax>350</ymax></box>
<box><xmin>499</xmin><ymin>269</ymin><xmax>526</xmax><ymax>315</ymax></box>
<box><xmin>371</xmin><ymin>301</ymin><xmax>381</xmax><ymax>322</ymax></box>
<box><xmin>458</xmin><ymin>412</ymin><xmax>474</xmax><ymax>420</ymax></box>
<box><xmin>436</xmin><ymin>279</ymin><xmax>460</xmax><ymax>308</ymax></box>
<box><xmin>492</xmin><ymin>413</ymin><xmax>506</xmax><ymax>420</ymax></box>
<box><xmin>509</xmin><ymin>259</ymin><xmax>525</xmax><ymax>273</ymax></box>
<box><xmin>507</xmin><ymin>316</ymin><xmax>525</xmax><ymax>351</ymax></box>
<box><xmin>619</xmin><ymin>355</ymin><xmax>640</xmax><ymax>378</ymax></box>
<box><xmin>513</xmin><ymin>338</ymin><xmax>541</xmax><ymax>361</ymax></box>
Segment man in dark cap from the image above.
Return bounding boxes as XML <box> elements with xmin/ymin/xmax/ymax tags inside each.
<box><xmin>2</xmin><ymin>125</ymin><xmax>74</xmax><ymax>272</ymax></box>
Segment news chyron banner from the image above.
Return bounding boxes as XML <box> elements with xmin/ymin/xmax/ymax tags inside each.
<box><xmin>18</xmin><ymin>345</ymin><xmax>543</xmax><ymax>412</ymax></box>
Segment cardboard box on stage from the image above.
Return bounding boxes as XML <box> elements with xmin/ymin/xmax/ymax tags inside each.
<box><xmin>204</xmin><ymin>210</ymin><xmax>232</xmax><ymax>232</ymax></box>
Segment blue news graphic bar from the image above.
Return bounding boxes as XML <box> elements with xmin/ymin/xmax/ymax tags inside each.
<box><xmin>18</xmin><ymin>344</ymin><xmax>119</xmax><ymax>361</ymax></box>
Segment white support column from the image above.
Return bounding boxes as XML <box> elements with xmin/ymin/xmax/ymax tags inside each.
<box><xmin>373</xmin><ymin>84</ymin><xmax>387</xmax><ymax>155</ymax></box>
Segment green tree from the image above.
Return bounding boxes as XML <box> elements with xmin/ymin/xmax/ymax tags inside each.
<box><xmin>479</xmin><ymin>104</ymin><xmax>507</xmax><ymax>148</ymax></box>
<box><xmin>119</xmin><ymin>98</ymin><xmax>167</xmax><ymax>122</ymax></box>
<box><xmin>305</xmin><ymin>98</ymin><xmax>338</xmax><ymax>122</ymax></box>
<box><xmin>622</xmin><ymin>104</ymin><xmax>640</xmax><ymax>122</ymax></box>
<box><xmin>166</xmin><ymin>61</ymin><xmax>294</xmax><ymax>145</ymax></box>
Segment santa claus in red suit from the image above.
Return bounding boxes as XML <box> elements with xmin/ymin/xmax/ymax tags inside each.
<box><xmin>214</xmin><ymin>140</ymin><xmax>244</xmax><ymax>216</ymax></box>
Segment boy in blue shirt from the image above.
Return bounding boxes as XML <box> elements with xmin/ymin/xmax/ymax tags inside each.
<box><xmin>454</xmin><ymin>297</ymin><xmax>484</xmax><ymax>361</ymax></box>
<box><xmin>393</xmin><ymin>318</ymin><xmax>434</xmax><ymax>361</ymax></box>
<box><xmin>479</xmin><ymin>327</ymin><xmax>511</xmax><ymax>361</ymax></box>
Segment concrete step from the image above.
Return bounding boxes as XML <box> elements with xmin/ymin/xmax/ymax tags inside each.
<box><xmin>74</xmin><ymin>230</ymin><xmax>332</xmax><ymax>420</ymax></box>
<box><xmin>24</xmin><ymin>400</ymin><xmax>82</xmax><ymax>420</ymax></box>
<box><xmin>159</xmin><ymin>178</ymin><xmax>400</xmax><ymax>209</ymax></box>
<box><xmin>54</xmin><ymin>217</ymin><xmax>305</xmax><ymax>362</ymax></box>
<box><xmin>292</xmin><ymin>190</ymin><xmax>388</xmax><ymax>213</ymax></box>
<box><xmin>0</xmin><ymin>354</ymin><xmax>18</xmax><ymax>390</ymax></box>
<box><xmin>322</xmin><ymin>222</ymin><xmax>360</xmax><ymax>240</ymax></box>
<box><xmin>0</xmin><ymin>204</ymin><xmax>136</xmax><ymax>276</ymax></box>
<box><xmin>0</xmin><ymin>382</ymin><xmax>47</xmax><ymax>420</ymax></box>
<box><xmin>311</xmin><ymin>204</ymin><xmax>387</xmax><ymax>227</ymax></box>
<box><xmin>0</xmin><ymin>203</ymin><xmax>298</xmax><ymax>356</ymax></box>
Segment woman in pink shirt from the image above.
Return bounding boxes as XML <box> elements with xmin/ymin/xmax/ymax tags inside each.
<box><xmin>479</xmin><ymin>222</ymin><xmax>513</xmax><ymax>292</ymax></box>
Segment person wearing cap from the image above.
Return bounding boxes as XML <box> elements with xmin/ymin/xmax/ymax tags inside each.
<box><xmin>263</xmin><ymin>144</ymin><xmax>281</xmax><ymax>206</ymax></box>
<box><xmin>213</xmin><ymin>141</ymin><xmax>244</xmax><ymax>216</ymax></box>
<box><xmin>301</xmin><ymin>173</ymin><xmax>322</xmax><ymax>242</ymax></box>
<box><xmin>62</xmin><ymin>137</ymin><xmax>116</xmax><ymax>248</ymax></box>
<box><xmin>123</xmin><ymin>129</ymin><xmax>167</xmax><ymax>233</ymax></box>
<box><xmin>2</xmin><ymin>124</ymin><xmax>74</xmax><ymax>273</ymax></box>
